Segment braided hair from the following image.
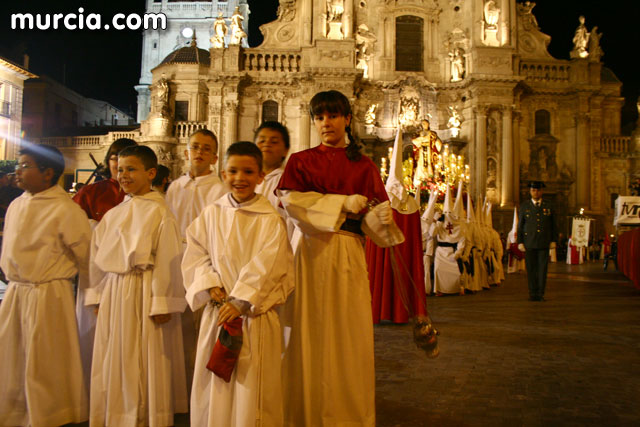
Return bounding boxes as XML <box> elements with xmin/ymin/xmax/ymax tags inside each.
<box><xmin>309</xmin><ymin>90</ymin><xmax>363</xmax><ymax>162</ymax></box>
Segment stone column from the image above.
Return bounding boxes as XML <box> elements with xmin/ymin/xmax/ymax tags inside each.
<box><xmin>474</xmin><ymin>106</ymin><xmax>488</xmax><ymax>202</ymax></box>
<box><xmin>299</xmin><ymin>102</ymin><xmax>311</xmax><ymax>151</ymax></box>
<box><xmin>576</xmin><ymin>112</ymin><xmax>590</xmax><ymax>208</ymax></box>
<box><xmin>501</xmin><ymin>106</ymin><xmax>514</xmax><ymax>207</ymax></box>
<box><xmin>222</xmin><ymin>100</ymin><xmax>238</xmax><ymax>166</ymax></box>
<box><xmin>343</xmin><ymin>0</ymin><xmax>353</xmax><ymax>39</ymax></box>
<box><xmin>302</xmin><ymin>0</ymin><xmax>312</xmax><ymax>45</ymax></box>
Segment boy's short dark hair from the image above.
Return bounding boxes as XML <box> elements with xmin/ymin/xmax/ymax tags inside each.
<box><xmin>254</xmin><ymin>121</ymin><xmax>290</xmax><ymax>149</ymax></box>
<box><xmin>225</xmin><ymin>141</ymin><xmax>263</xmax><ymax>170</ymax></box>
<box><xmin>152</xmin><ymin>164</ymin><xmax>171</xmax><ymax>187</ymax></box>
<box><xmin>103</xmin><ymin>138</ymin><xmax>138</xmax><ymax>178</ymax></box>
<box><xmin>189</xmin><ymin>129</ymin><xmax>218</xmax><ymax>152</ymax></box>
<box><xmin>19</xmin><ymin>144</ymin><xmax>65</xmax><ymax>185</ymax></box>
<box><xmin>118</xmin><ymin>145</ymin><xmax>158</xmax><ymax>171</ymax></box>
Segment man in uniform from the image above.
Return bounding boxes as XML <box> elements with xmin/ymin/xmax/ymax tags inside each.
<box><xmin>517</xmin><ymin>181</ymin><xmax>557</xmax><ymax>301</ymax></box>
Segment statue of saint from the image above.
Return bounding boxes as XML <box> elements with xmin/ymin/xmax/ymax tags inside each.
<box><xmin>277</xmin><ymin>0</ymin><xmax>297</xmax><ymax>22</ymax></box>
<box><xmin>211</xmin><ymin>13</ymin><xmax>227</xmax><ymax>48</ymax></box>
<box><xmin>519</xmin><ymin>1</ymin><xmax>539</xmax><ymax>30</ymax></box>
<box><xmin>447</xmin><ymin>106</ymin><xmax>462</xmax><ymax>138</ymax></box>
<box><xmin>588</xmin><ymin>26</ymin><xmax>603</xmax><ymax>61</ymax></box>
<box><xmin>483</xmin><ymin>0</ymin><xmax>500</xmax><ymax>30</ymax></box>
<box><xmin>230</xmin><ymin>7</ymin><xmax>247</xmax><ymax>45</ymax></box>
<box><xmin>412</xmin><ymin>119</ymin><xmax>443</xmax><ymax>188</ymax></box>
<box><xmin>449</xmin><ymin>48</ymin><xmax>465</xmax><ymax>82</ymax></box>
<box><xmin>326</xmin><ymin>0</ymin><xmax>344</xmax><ymax>23</ymax></box>
<box><xmin>364</xmin><ymin>104</ymin><xmax>377</xmax><ymax>126</ymax></box>
<box><xmin>355</xmin><ymin>24</ymin><xmax>376</xmax><ymax>79</ymax></box>
<box><xmin>571</xmin><ymin>15</ymin><xmax>590</xmax><ymax>58</ymax></box>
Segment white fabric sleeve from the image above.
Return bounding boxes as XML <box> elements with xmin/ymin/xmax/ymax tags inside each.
<box><xmin>361</xmin><ymin>203</ymin><xmax>405</xmax><ymax>248</ymax></box>
<box><xmin>182</xmin><ymin>212</ymin><xmax>223</xmax><ymax>311</ymax></box>
<box><xmin>149</xmin><ymin>216</ymin><xmax>187</xmax><ymax>316</ymax></box>
<box><xmin>277</xmin><ymin>190</ymin><xmax>347</xmax><ymax>234</ymax></box>
<box><xmin>86</xmin><ymin>223</ymin><xmax>106</xmax><ymax>306</ymax></box>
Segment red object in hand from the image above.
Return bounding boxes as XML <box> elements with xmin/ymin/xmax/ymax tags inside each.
<box><xmin>206</xmin><ymin>317</ymin><xmax>243</xmax><ymax>382</ymax></box>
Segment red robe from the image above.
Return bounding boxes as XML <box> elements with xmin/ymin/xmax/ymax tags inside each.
<box><xmin>366</xmin><ymin>209</ymin><xmax>427</xmax><ymax>324</ymax></box>
<box><xmin>72</xmin><ymin>179</ymin><xmax>125</xmax><ymax>221</ymax></box>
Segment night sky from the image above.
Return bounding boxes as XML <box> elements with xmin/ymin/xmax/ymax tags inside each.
<box><xmin>1</xmin><ymin>0</ymin><xmax>638</xmax><ymax>130</ymax></box>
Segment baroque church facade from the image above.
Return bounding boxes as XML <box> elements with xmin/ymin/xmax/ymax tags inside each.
<box><xmin>72</xmin><ymin>0</ymin><xmax>640</xmax><ymax>237</ymax></box>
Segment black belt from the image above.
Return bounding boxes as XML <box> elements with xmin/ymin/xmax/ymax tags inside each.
<box><xmin>438</xmin><ymin>242</ymin><xmax>458</xmax><ymax>249</ymax></box>
<box><xmin>340</xmin><ymin>218</ymin><xmax>363</xmax><ymax>236</ymax></box>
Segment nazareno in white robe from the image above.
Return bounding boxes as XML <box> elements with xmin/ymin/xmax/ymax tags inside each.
<box><xmin>86</xmin><ymin>191</ymin><xmax>188</xmax><ymax>427</ymax></box>
<box><xmin>182</xmin><ymin>194</ymin><xmax>294</xmax><ymax>427</ymax></box>
<box><xmin>0</xmin><ymin>185</ymin><xmax>90</xmax><ymax>426</ymax></box>
<box><xmin>432</xmin><ymin>215</ymin><xmax>466</xmax><ymax>295</ymax></box>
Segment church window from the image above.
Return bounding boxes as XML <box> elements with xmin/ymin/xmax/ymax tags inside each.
<box><xmin>395</xmin><ymin>16</ymin><xmax>423</xmax><ymax>72</ymax></box>
<box><xmin>262</xmin><ymin>100</ymin><xmax>278</xmax><ymax>123</ymax></box>
<box><xmin>535</xmin><ymin>109</ymin><xmax>551</xmax><ymax>134</ymax></box>
<box><xmin>175</xmin><ymin>101</ymin><xmax>189</xmax><ymax>121</ymax></box>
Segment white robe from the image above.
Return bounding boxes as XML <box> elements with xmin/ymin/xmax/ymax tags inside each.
<box><xmin>182</xmin><ymin>194</ymin><xmax>294</xmax><ymax>427</ymax></box>
<box><xmin>86</xmin><ymin>191</ymin><xmax>188</xmax><ymax>427</ymax></box>
<box><xmin>0</xmin><ymin>185</ymin><xmax>90</xmax><ymax>426</ymax></box>
<box><xmin>432</xmin><ymin>216</ymin><xmax>465</xmax><ymax>295</ymax></box>
<box><xmin>421</xmin><ymin>216</ymin><xmax>436</xmax><ymax>294</ymax></box>
<box><xmin>166</xmin><ymin>172</ymin><xmax>226</xmax><ymax>240</ymax></box>
<box><xmin>278</xmin><ymin>190</ymin><xmax>402</xmax><ymax>427</ymax></box>
<box><xmin>256</xmin><ymin>165</ymin><xmax>297</xmax><ymax>244</ymax></box>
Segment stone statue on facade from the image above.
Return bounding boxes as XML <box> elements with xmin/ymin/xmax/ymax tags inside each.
<box><xmin>412</xmin><ymin>119</ymin><xmax>443</xmax><ymax>188</ymax></box>
<box><xmin>356</xmin><ymin>24</ymin><xmax>376</xmax><ymax>79</ymax></box>
<box><xmin>230</xmin><ymin>7</ymin><xmax>247</xmax><ymax>45</ymax></box>
<box><xmin>571</xmin><ymin>15</ymin><xmax>590</xmax><ymax>59</ymax></box>
<box><xmin>277</xmin><ymin>0</ymin><xmax>297</xmax><ymax>22</ymax></box>
<box><xmin>326</xmin><ymin>0</ymin><xmax>344</xmax><ymax>22</ymax></box>
<box><xmin>398</xmin><ymin>97</ymin><xmax>420</xmax><ymax>128</ymax></box>
<box><xmin>519</xmin><ymin>1</ymin><xmax>539</xmax><ymax>30</ymax></box>
<box><xmin>364</xmin><ymin>103</ymin><xmax>377</xmax><ymax>126</ymax></box>
<box><xmin>449</xmin><ymin>48</ymin><xmax>465</xmax><ymax>82</ymax></box>
<box><xmin>483</xmin><ymin>0</ymin><xmax>500</xmax><ymax>30</ymax></box>
<box><xmin>211</xmin><ymin>13</ymin><xmax>227</xmax><ymax>48</ymax></box>
<box><xmin>155</xmin><ymin>77</ymin><xmax>170</xmax><ymax>118</ymax></box>
<box><xmin>588</xmin><ymin>26</ymin><xmax>603</xmax><ymax>61</ymax></box>
<box><xmin>447</xmin><ymin>106</ymin><xmax>462</xmax><ymax>138</ymax></box>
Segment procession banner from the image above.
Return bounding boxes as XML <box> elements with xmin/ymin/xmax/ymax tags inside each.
<box><xmin>614</xmin><ymin>196</ymin><xmax>640</xmax><ymax>225</ymax></box>
<box><xmin>571</xmin><ymin>217</ymin><xmax>590</xmax><ymax>248</ymax></box>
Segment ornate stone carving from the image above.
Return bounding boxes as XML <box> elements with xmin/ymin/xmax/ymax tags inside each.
<box><xmin>483</xmin><ymin>1</ymin><xmax>500</xmax><ymax>30</ymax></box>
<box><xmin>570</xmin><ymin>16</ymin><xmax>590</xmax><ymax>59</ymax></box>
<box><xmin>518</xmin><ymin>1</ymin><xmax>539</xmax><ymax>31</ymax></box>
<box><xmin>364</xmin><ymin>103</ymin><xmax>377</xmax><ymax>126</ymax></box>
<box><xmin>355</xmin><ymin>24</ymin><xmax>376</xmax><ymax>79</ymax></box>
<box><xmin>588</xmin><ymin>26</ymin><xmax>603</xmax><ymax>62</ymax></box>
<box><xmin>230</xmin><ymin>7</ymin><xmax>247</xmax><ymax>46</ymax></box>
<box><xmin>449</xmin><ymin>47</ymin><xmax>465</xmax><ymax>82</ymax></box>
<box><xmin>447</xmin><ymin>106</ymin><xmax>462</xmax><ymax>137</ymax></box>
<box><xmin>326</xmin><ymin>0</ymin><xmax>344</xmax><ymax>22</ymax></box>
<box><xmin>277</xmin><ymin>0</ymin><xmax>296</xmax><ymax>22</ymax></box>
<box><xmin>211</xmin><ymin>13</ymin><xmax>227</xmax><ymax>49</ymax></box>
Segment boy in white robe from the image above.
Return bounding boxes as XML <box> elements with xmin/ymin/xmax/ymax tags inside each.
<box><xmin>86</xmin><ymin>146</ymin><xmax>188</xmax><ymax>427</ymax></box>
<box><xmin>166</xmin><ymin>129</ymin><xmax>226</xmax><ymax>383</ymax></box>
<box><xmin>182</xmin><ymin>141</ymin><xmax>294</xmax><ymax>427</ymax></box>
<box><xmin>0</xmin><ymin>144</ymin><xmax>90</xmax><ymax>426</ymax></box>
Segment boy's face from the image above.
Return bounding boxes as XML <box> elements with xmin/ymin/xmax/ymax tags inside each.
<box><xmin>221</xmin><ymin>155</ymin><xmax>264</xmax><ymax>203</ymax></box>
<box><xmin>255</xmin><ymin>128</ymin><xmax>289</xmax><ymax>172</ymax></box>
<box><xmin>117</xmin><ymin>155</ymin><xmax>156</xmax><ymax>196</ymax></box>
<box><xmin>185</xmin><ymin>133</ymin><xmax>218</xmax><ymax>177</ymax></box>
<box><xmin>15</xmin><ymin>154</ymin><xmax>54</xmax><ymax>194</ymax></box>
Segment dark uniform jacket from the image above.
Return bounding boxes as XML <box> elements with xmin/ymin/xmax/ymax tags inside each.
<box><xmin>517</xmin><ymin>199</ymin><xmax>557</xmax><ymax>249</ymax></box>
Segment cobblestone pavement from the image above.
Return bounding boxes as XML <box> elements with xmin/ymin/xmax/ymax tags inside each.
<box><xmin>375</xmin><ymin>262</ymin><xmax>640</xmax><ymax>427</ymax></box>
<box><xmin>74</xmin><ymin>262</ymin><xmax>640</xmax><ymax>427</ymax></box>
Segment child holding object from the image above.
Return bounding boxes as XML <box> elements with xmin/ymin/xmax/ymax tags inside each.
<box><xmin>276</xmin><ymin>90</ymin><xmax>403</xmax><ymax>426</ymax></box>
<box><xmin>182</xmin><ymin>141</ymin><xmax>294</xmax><ymax>427</ymax></box>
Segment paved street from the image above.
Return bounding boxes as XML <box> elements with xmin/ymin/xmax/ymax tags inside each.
<box><xmin>375</xmin><ymin>262</ymin><xmax>640</xmax><ymax>427</ymax></box>
<box><xmin>73</xmin><ymin>261</ymin><xmax>640</xmax><ymax>427</ymax></box>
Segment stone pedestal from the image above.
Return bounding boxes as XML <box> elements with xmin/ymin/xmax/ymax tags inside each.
<box><xmin>484</xmin><ymin>28</ymin><xmax>499</xmax><ymax>47</ymax></box>
<box><xmin>327</xmin><ymin>22</ymin><xmax>343</xmax><ymax>40</ymax></box>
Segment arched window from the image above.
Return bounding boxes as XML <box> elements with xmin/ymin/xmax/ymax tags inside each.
<box><xmin>535</xmin><ymin>109</ymin><xmax>551</xmax><ymax>134</ymax></box>
<box><xmin>395</xmin><ymin>16</ymin><xmax>423</xmax><ymax>72</ymax></box>
<box><xmin>262</xmin><ymin>100</ymin><xmax>278</xmax><ymax>123</ymax></box>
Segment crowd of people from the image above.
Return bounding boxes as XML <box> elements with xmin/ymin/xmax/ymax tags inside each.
<box><xmin>0</xmin><ymin>90</ymin><xmax>400</xmax><ymax>427</ymax></box>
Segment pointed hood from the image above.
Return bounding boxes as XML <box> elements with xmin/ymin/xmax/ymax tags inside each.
<box><xmin>508</xmin><ymin>207</ymin><xmax>518</xmax><ymax>243</ymax></box>
<box><xmin>485</xmin><ymin>201</ymin><xmax>493</xmax><ymax>229</ymax></box>
<box><xmin>467</xmin><ymin>193</ymin><xmax>476</xmax><ymax>223</ymax></box>
<box><xmin>453</xmin><ymin>180</ymin><xmax>464</xmax><ymax>220</ymax></box>
<box><xmin>385</xmin><ymin>128</ymin><xmax>419</xmax><ymax>214</ymax></box>
<box><xmin>442</xmin><ymin>183</ymin><xmax>453</xmax><ymax>214</ymax></box>
<box><xmin>421</xmin><ymin>189</ymin><xmax>440</xmax><ymax>224</ymax></box>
